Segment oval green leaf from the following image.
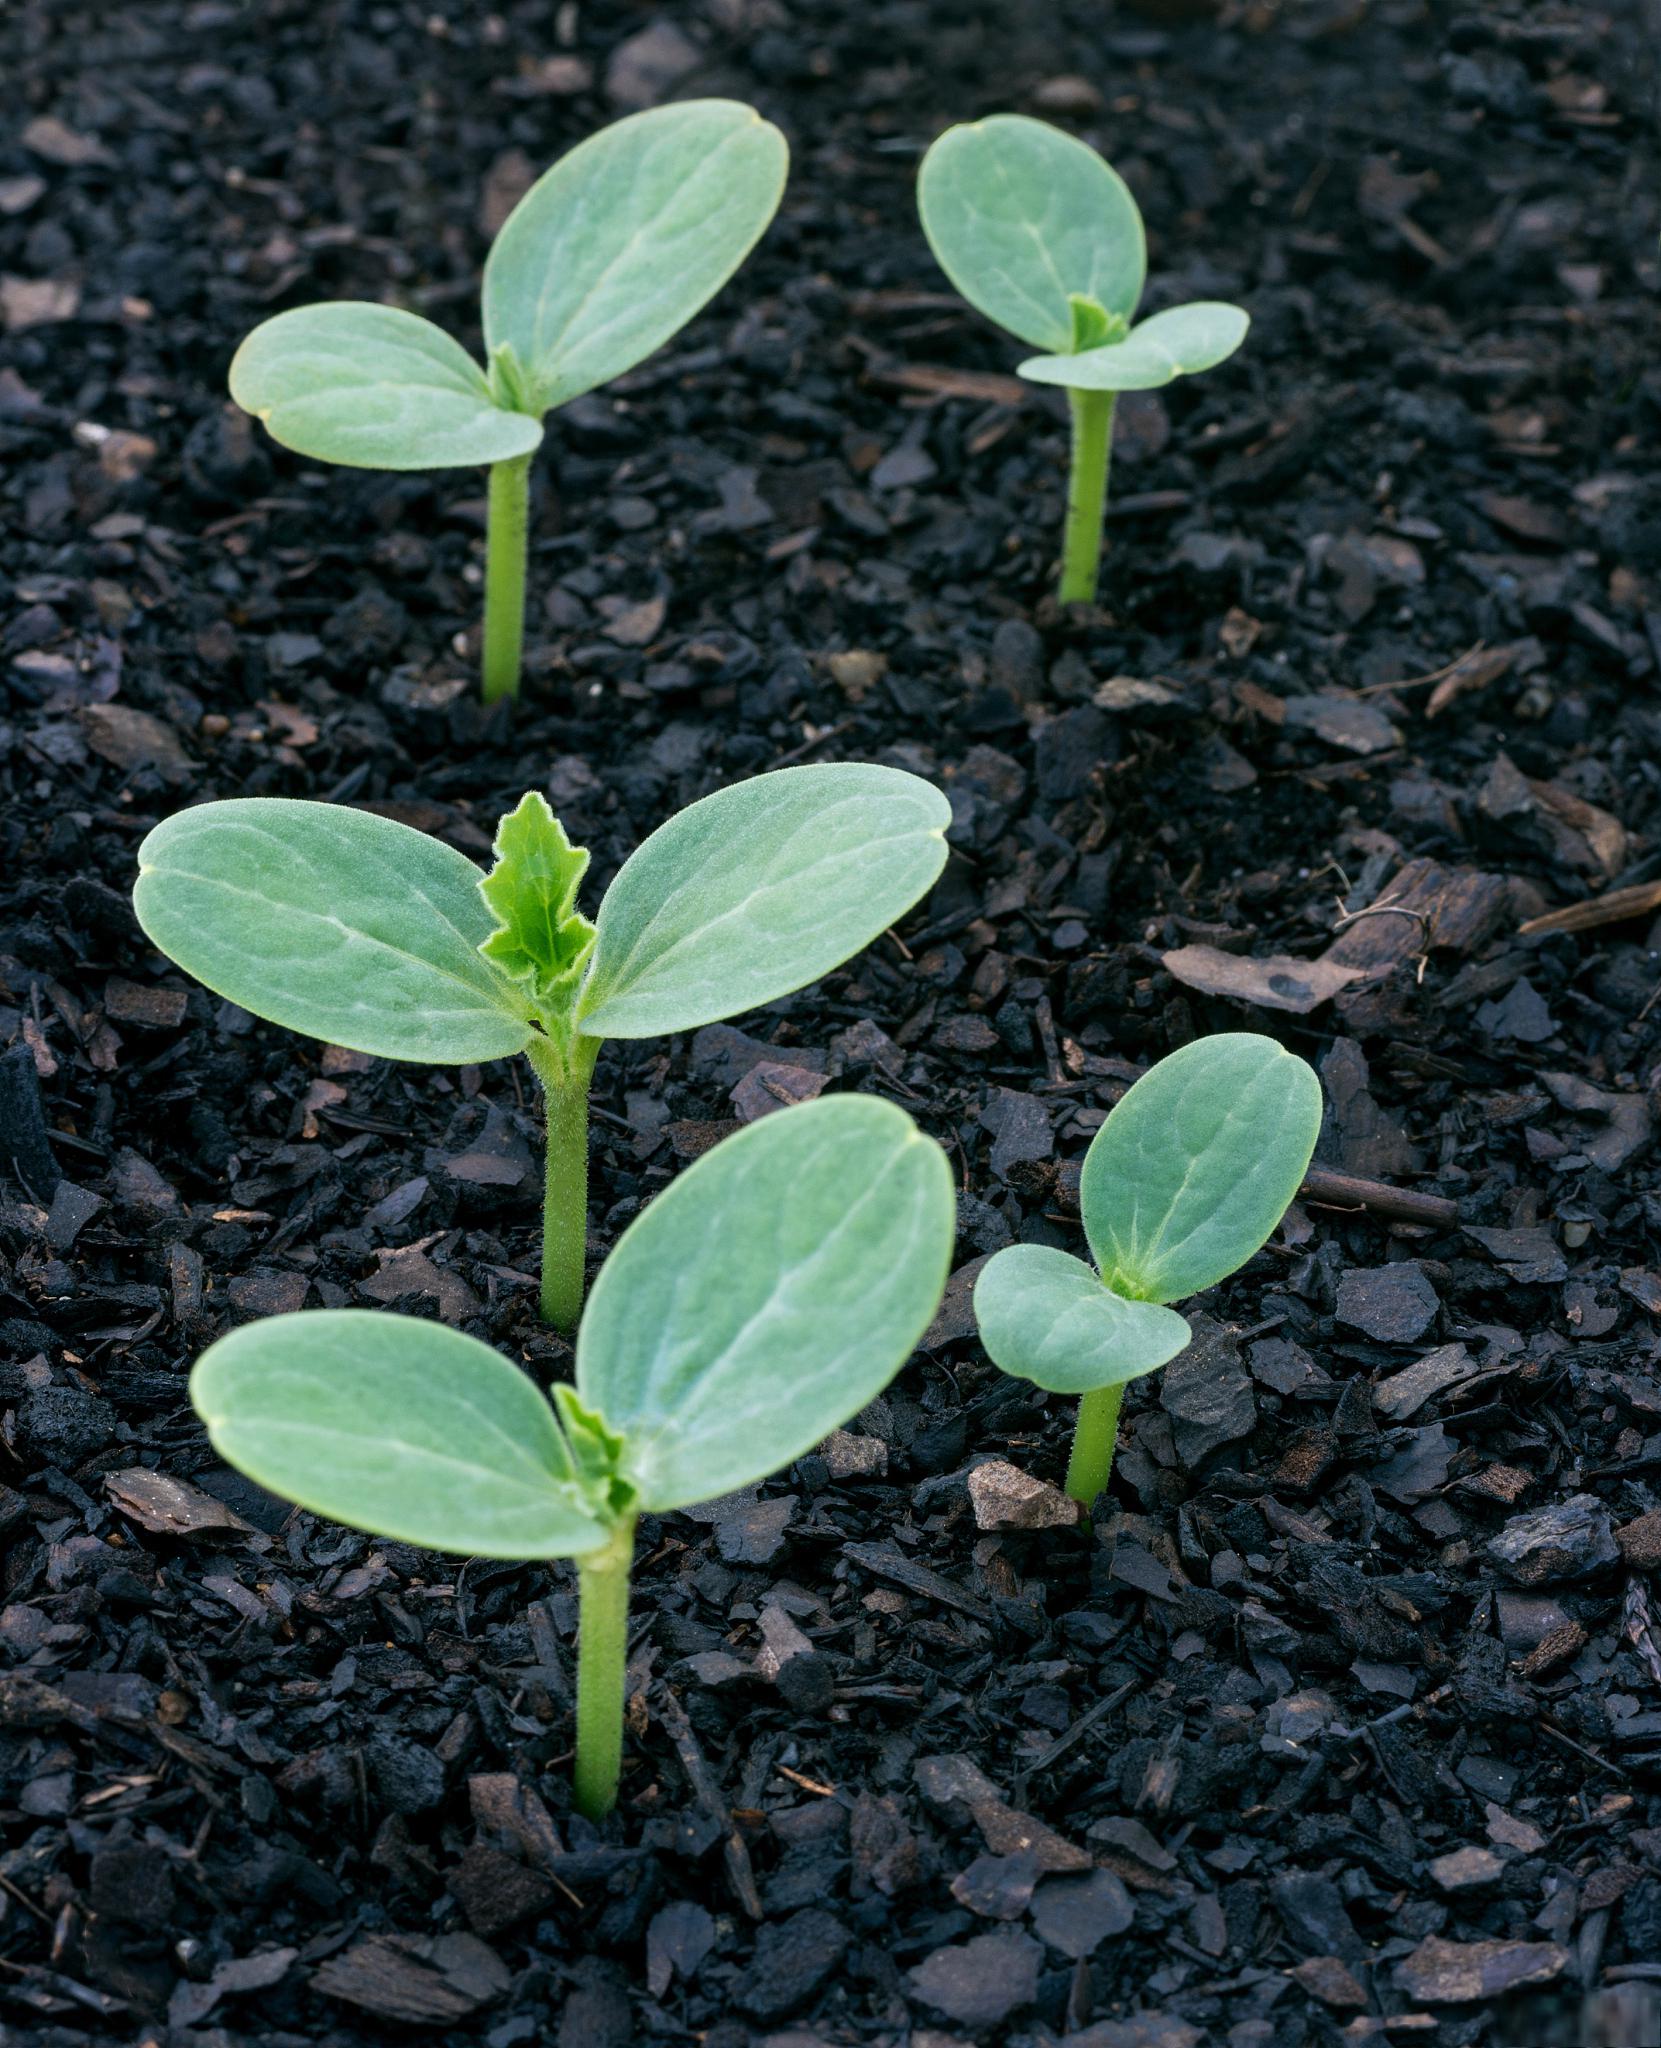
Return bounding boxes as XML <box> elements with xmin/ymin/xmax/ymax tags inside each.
<box><xmin>577</xmin><ymin>764</ymin><xmax>950</xmax><ymax>1040</ymax></box>
<box><xmin>1019</xmin><ymin>301</ymin><xmax>1250</xmax><ymax>393</ymax></box>
<box><xmin>483</xmin><ymin>100</ymin><xmax>788</xmax><ymax>411</ymax></box>
<box><xmin>918</xmin><ymin>114</ymin><xmax>1146</xmax><ymax>353</ymax></box>
<box><xmin>191</xmin><ymin>1310</ymin><xmax>610</xmax><ymax>1558</ymax></box>
<box><xmin>135</xmin><ymin>798</ymin><xmax>533</xmax><ymax>1063</ymax></box>
<box><xmin>973</xmin><ymin>1244</ymin><xmax>1191</xmax><ymax>1394</ymax></box>
<box><xmin>577</xmin><ymin>1095</ymin><xmax>955</xmax><ymax>1513</ymax></box>
<box><xmin>229</xmin><ymin>304</ymin><xmax>544</xmax><ymax>470</ymax></box>
<box><xmin>1080</xmin><ymin>1034</ymin><xmax>1322</xmax><ymax>1305</ymax></box>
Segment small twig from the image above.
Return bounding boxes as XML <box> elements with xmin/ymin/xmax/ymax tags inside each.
<box><xmin>1357</xmin><ymin>640</ymin><xmax>1485</xmax><ymax>695</ymax></box>
<box><xmin>1299</xmin><ymin>1167</ymin><xmax>1460</xmax><ymax>1230</ymax></box>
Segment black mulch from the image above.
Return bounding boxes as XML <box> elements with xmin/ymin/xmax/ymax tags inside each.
<box><xmin>3</xmin><ymin>0</ymin><xmax>1661</xmax><ymax>2043</ymax></box>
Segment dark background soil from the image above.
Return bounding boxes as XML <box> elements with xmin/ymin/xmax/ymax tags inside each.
<box><xmin>4</xmin><ymin>0</ymin><xmax>1661</xmax><ymax>2043</ymax></box>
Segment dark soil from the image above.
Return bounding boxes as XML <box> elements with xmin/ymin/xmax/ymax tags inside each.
<box><xmin>5</xmin><ymin>0</ymin><xmax>1661</xmax><ymax>2043</ymax></box>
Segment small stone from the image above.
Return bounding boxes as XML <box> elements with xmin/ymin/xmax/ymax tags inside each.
<box><xmin>1485</xmin><ymin>1802</ymin><xmax>1545</xmax><ymax>1854</ymax></box>
<box><xmin>1487</xmin><ymin>1495</ymin><xmax>1619</xmax><ymax>1584</ymax></box>
<box><xmin>1161</xmin><ymin>1316</ymin><xmax>1255</xmax><ymax>1465</ymax></box>
<box><xmin>951</xmin><ymin>1849</ymin><xmax>1042</xmax><ymax>1921</ymax></box>
<box><xmin>821</xmin><ymin>1429</ymin><xmax>887</xmax><ymax>1481</ymax></box>
<box><xmin>967</xmin><ymin>1460</ymin><xmax>1080</xmax><ymax>1532</ymax></box>
<box><xmin>731</xmin><ymin>1060</ymin><xmax>827</xmax><ymax>1123</ymax></box>
<box><xmin>44</xmin><ymin>1179</ymin><xmax>103</xmax><ymax>1252</ymax></box>
<box><xmin>1291</xmin><ymin>1956</ymin><xmax>1367</xmax><ymax>2009</ymax></box>
<box><xmin>1335</xmin><ymin>1262</ymin><xmax>1440</xmax><ymax>1343</ymax></box>
<box><xmin>79</xmin><ymin>702</ymin><xmax>194</xmax><ymax>781</ymax></box>
<box><xmin>1396</xmin><ymin>1935</ymin><xmax>1566</xmax><ymax>2004</ymax></box>
<box><xmin>1428</xmin><ymin>1846</ymin><xmax>1503</xmax><ymax>1893</ymax></box>
<box><xmin>978</xmin><ymin>1089</ymin><xmax>1053</xmax><ymax>1180</ymax></box>
<box><xmin>907</xmin><ymin>1929</ymin><xmax>1042</xmax><ymax>2029</ymax></box>
<box><xmin>445</xmin><ymin>1842</ymin><xmax>556</xmax><ymax>1938</ymax></box>
<box><xmin>604</xmin><ymin>19</ymin><xmax>702</xmax><ymax>108</ymax></box>
<box><xmin>1282</xmin><ymin>693</ymin><xmax>1400</xmax><ymax>756</ymax></box>
<box><xmin>713</xmin><ymin>1493</ymin><xmax>795</xmax><ymax>1565</ymax></box>
<box><xmin>1030</xmin><ymin>1869</ymin><xmax>1134</xmax><ymax>1957</ymax></box>
<box><xmin>1617</xmin><ymin>1511</ymin><xmax>1661</xmax><ymax>1570</ymax></box>
<box><xmin>733</xmin><ymin>1907</ymin><xmax>849</xmax><ymax>2022</ymax></box>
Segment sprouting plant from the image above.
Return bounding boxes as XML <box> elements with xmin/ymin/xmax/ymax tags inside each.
<box><xmin>227</xmin><ymin>102</ymin><xmax>788</xmax><ymax>703</ymax></box>
<box><xmin>973</xmin><ymin>1035</ymin><xmax>1321</xmax><ymax>1506</ymax></box>
<box><xmin>190</xmin><ymin>1093</ymin><xmax>954</xmax><ymax>1819</ymax></box>
<box><xmin>918</xmin><ymin>114</ymin><xmax>1250</xmax><ymax>606</ymax></box>
<box><xmin>132</xmin><ymin>763</ymin><xmax>950</xmax><ymax>1330</ymax></box>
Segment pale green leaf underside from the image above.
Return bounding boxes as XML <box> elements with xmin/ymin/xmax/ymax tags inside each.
<box><xmin>577</xmin><ymin>1095</ymin><xmax>955</xmax><ymax>1512</ymax></box>
<box><xmin>973</xmin><ymin>1244</ymin><xmax>1191</xmax><ymax>1394</ymax></box>
<box><xmin>578</xmin><ymin>764</ymin><xmax>950</xmax><ymax>1040</ymax></box>
<box><xmin>228</xmin><ymin>304</ymin><xmax>544</xmax><ymax>470</ymax></box>
<box><xmin>1081</xmin><ymin>1034</ymin><xmax>1322</xmax><ymax>1305</ymax></box>
<box><xmin>191</xmin><ymin>1310</ymin><xmax>609</xmax><ymax>1558</ymax></box>
<box><xmin>134</xmin><ymin>799</ymin><xmax>533</xmax><ymax>1064</ymax></box>
<box><xmin>1019</xmin><ymin>302</ymin><xmax>1250</xmax><ymax>392</ymax></box>
<box><xmin>918</xmin><ymin>113</ymin><xmax>1146</xmax><ymax>353</ymax></box>
<box><xmin>483</xmin><ymin>99</ymin><xmax>788</xmax><ymax>411</ymax></box>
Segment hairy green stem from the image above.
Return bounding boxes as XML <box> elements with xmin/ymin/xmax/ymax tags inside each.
<box><xmin>574</xmin><ymin>1514</ymin><xmax>637</xmax><ymax>1820</ymax></box>
<box><xmin>1058</xmin><ymin>389</ymin><xmax>1116</xmax><ymax>605</ymax></box>
<box><xmin>526</xmin><ymin>1033</ymin><xmax>599</xmax><ymax>1330</ymax></box>
<box><xmin>482</xmin><ymin>451</ymin><xmax>533</xmax><ymax>703</ymax></box>
<box><xmin>1065</xmin><ymin>1381</ymin><xmax>1125</xmax><ymax>1505</ymax></box>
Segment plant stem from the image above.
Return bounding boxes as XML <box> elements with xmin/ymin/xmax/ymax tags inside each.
<box><xmin>1065</xmin><ymin>1382</ymin><xmax>1125</xmax><ymax>1505</ymax></box>
<box><xmin>574</xmin><ymin>1513</ymin><xmax>636</xmax><ymax>1820</ymax></box>
<box><xmin>482</xmin><ymin>451</ymin><xmax>533</xmax><ymax>704</ymax></box>
<box><xmin>1058</xmin><ymin>389</ymin><xmax>1116</xmax><ymax>605</ymax></box>
<box><xmin>525</xmin><ymin>1033</ymin><xmax>599</xmax><ymax>1330</ymax></box>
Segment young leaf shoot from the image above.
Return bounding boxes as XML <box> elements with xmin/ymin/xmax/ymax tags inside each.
<box><xmin>228</xmin><ymin>102</ymin><xmax>788</xmax><ymax>701</ymax></box>
<box><xmin>133</xmin><ymin>764</ymin><xmax>951</xmax><ymax>1330</ymax></box>
<box><xmin>190</xmin><ymin>1094</ymin><xmax>955</xmax><ymax>1819</ymax></box>
<box><xmin>973</xmin><ymin>1035</ymin><xmax>1321</xmax><ymax>1505</ymax></box>
<box><xmin>918</xmin><ymin>114</ymin><xmax>1249</xmax><ymax>604</ymax></box>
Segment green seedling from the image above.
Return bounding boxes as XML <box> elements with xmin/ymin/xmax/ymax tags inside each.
<box><xmin>973</xmin><ymin>1034</ymin><xmax>1320</xmax><ymax>1506</ymax></box>
<box><xmin>132</xmin><ymin>763</ymin><xmax>950</xmax><ymax>1330</ymax></box>
<box><xmin>918</xmin><ymin>114</ymin><xmax>1250</xmax><ymax>604</ymax></box>
<box><xmin>228</xmin><ymin>102</ymin><xmax>788</xmax><ymax>703</ymax></box>
<box><xmin>190</xmin><ymin>1093</ymin><xmax>955</xmax><ymax>1818</ymax></box>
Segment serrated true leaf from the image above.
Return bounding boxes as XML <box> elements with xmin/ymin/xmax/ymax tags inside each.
<box><xmin>918</xmin><ymin>114</ymin><xmax>1146</xmax><ymax>353</ymax></box>
<box><xmin>1019</xmin><ymin>301</ymin><xmax>1250</xmax><ymax>393</ymax></box>
<box><xmin>228</xmin><ymin>304</ymin><xmax>545</xmax><ymax>470</ymax></box>
<box><xmin>190</xmin><ymin>1310</ymin><xmax>610</xmax><ymax>1558</ymax></box>
<box><xmin>134</xmin><ymin>799</ymin><xmax>533</xmax><ymax>1063</ymax></box>
<box><xmin>482</xmin><ymin>100</ymin><xmax>788</xmax><ymax>412</ymax></box>
<box><xmin>576</xmin><ymin>1095</ymin><xmax>954</xmax><ymax>1512</ymax></box>
<box><xmin>577</xmin><ymin>764</ymin><xmax>950</xmax><ymax>1040</ymax></box>
<box><xmin>973</xmin><ymin>1244</ymin><xmax>1191</xmax><ymax>1394</ymax></box>
<box><xmin>1080</xmin><ymin>1034</ymin><xmax>1322</xmax><ymax>1304</ymax></box>
<box><xmin>478</xmin><ymin>793</ymin><xmax>597</xmax><ymax>1011</ymax></box>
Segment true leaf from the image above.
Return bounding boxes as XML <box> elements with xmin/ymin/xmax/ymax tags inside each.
<box><xmin>577</xmin><ymin>764</ymin><xmax>951</xmax><ymax>1040</ymax></box>
<box><xmin>576</xmin><ymin>1094</ymin><xmax>954</xmax><ymax>1512</ymax></box>
<box><xmin>228</xmin><ymin>304</ymin><xmax>545</xmax><ymax>470</ymax></box>
<box><xmin>134</xmin><ymin>798</ymin><xmax>533</xmax><ymax>1064</ymax></box>
<box><xmin>918</xmin><ymin>114</ymin><xmax>1146</xmax><ymax>353</ymax></box>
<box><xmin>191</xmin><ymin>1310</ymin><xmax>609</xmax><ymax>1558</ymax></box>
<box><xmin>479</xmin><ymin>792</ymin><xmax>598</xmax><ymax>1010</ymax></box>
<box><xmin>1080</xmin><ymin>1033</ymin><xmax>1322</xmax><ymax>1304</ymax></box>
<box><xmin>1019</xmin><ymin>302</ymin><xmax>1250</xmax><ymax>393</ymax></box>
<box><xmin>972</xmin><ymin>1244</ymin><xmax>1191</xmax><ymax>1394</ymax></box>
<box><xmin>483</xmin><ymin>100</ymin><xmax>789</xmax><ymax>412</ymax></box>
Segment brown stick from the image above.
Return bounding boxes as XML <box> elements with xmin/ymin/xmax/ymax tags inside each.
<box><xmin>1299</xmin><ymin>1166</ymin><xmax>1460</xmax><ymax>1229</ymax></box>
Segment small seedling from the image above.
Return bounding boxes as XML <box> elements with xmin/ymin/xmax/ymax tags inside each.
<box><xmin>918</xmin><ymin>114</ymin><xmax>1250</xmax><ymax>604</ymax></box>
<box><xmin>973</xmin><ymin>1035</ymin><xmax>1320</xmax><ymax>1505</ymax></box>
<box><xmin>132</xmin><ymin>763</ymin><xmax>950</xmax><ymax>1329</ymax></box>
<box><xmin>228</xmin><ymin>102</ymin><xmax>788</xmax><ymax>702</ymax></box>
<box><xmin>191</xmin><ymin>1093</ymin><xmax>954</xmax><ymax>1818</ymax></box>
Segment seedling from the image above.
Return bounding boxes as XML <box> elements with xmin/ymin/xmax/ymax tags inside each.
<box><xmin>132</xmin><ymin>763</ymin><xmax>950</xmax><ymax>1329</ymax></box>
<box><xmin>228</xmin><ymin>102</ymin><xmax>788</xmax><ymax>702</ymax></box>
<box><xmin>973</xmin><ymin>1035</ymin><xmax>1320</xmax><ymax>1505</ymax></box>
<box><xmin>918</xmin><ymin>114</ymin><xmax>1250</xmax><ymax>604</ymax></box>
<box><xmin>191</xmin><ymin>1093</ymin><xmax>954</xmax><ymax>1818</ymax></box>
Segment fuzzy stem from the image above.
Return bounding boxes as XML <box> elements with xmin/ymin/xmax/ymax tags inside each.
<box><xmin>574</xmin><ymin>1514</ymin><xmax>636</xmax><ymax>1820</ymax></box>
<box><xmin>482</xmin><ymin>452</ymin><xmax>533</xmax><ymax>704</ymax></box>
<box><xmin>1058</xmin><ymin>389</ymin><xmax>1116</xmax><ymax>605</ymax></box>
<box><xmin>1065</xmin><ymin>1382</ymin><xmax>1125</xmax><ymax>1505</ymax></box>
<box><xmin>526</xmin><ymin>1033</ymin><xmax>599</xmax><ymax>1330</ymax></box>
